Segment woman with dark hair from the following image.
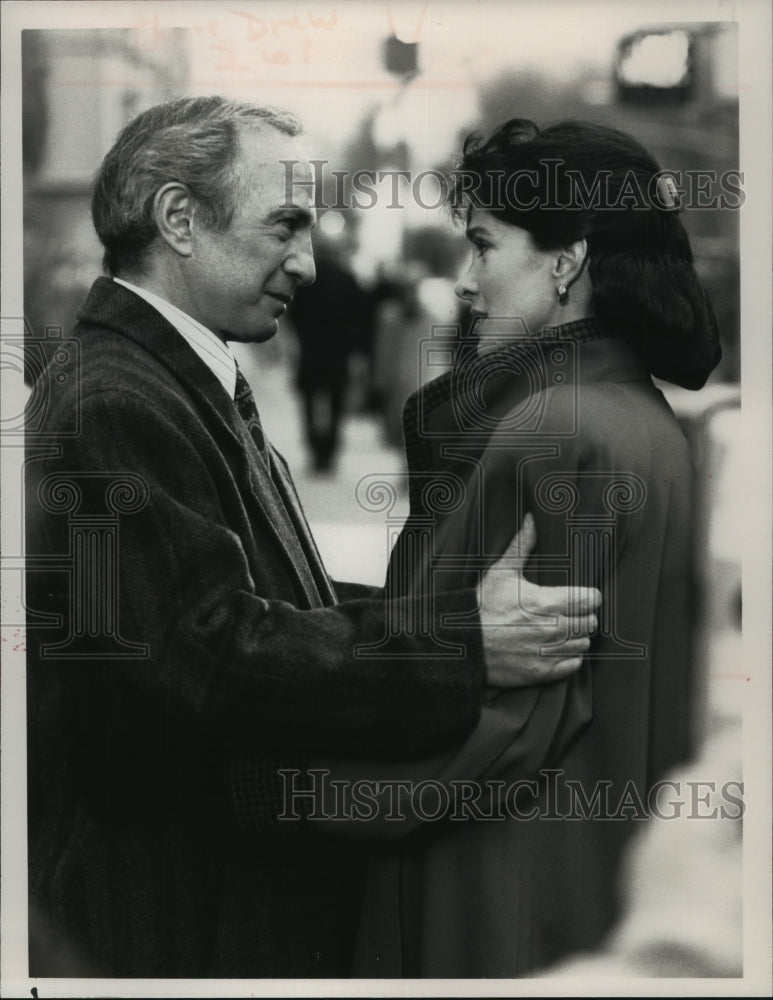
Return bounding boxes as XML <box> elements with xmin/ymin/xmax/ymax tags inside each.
<box><xmin>318</xmin><ymin>118</ymin><xmax>722</xmax><ymax>977</ymax></box>
<box><xmin>450</xmin><ymin>117</ymin><xmax>719</xmax><ymax>387</ymax></box>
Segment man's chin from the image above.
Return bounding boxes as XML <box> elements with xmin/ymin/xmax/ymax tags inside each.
<box><xmin>225</xmin><ymin>320</ymin><xmax>280</xmax><ymax>345</ymax></box>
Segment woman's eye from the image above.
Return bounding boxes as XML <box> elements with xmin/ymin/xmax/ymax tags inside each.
<box><xmin>474</xmin><ymin>242</ymin><xmax>490</xmax><ymax>257</ymax></box>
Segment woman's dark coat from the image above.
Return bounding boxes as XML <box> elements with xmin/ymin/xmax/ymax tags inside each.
<box><xmin>345</xmin><ymin>320</ymin><xmax>696</xmax><ymax>976</ymax></box>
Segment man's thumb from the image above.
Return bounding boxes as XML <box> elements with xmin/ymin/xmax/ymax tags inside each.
<box><xmin>504</xmin><ymin>512</ymin><xmax>537</xmax><ymax>572</ymax></box>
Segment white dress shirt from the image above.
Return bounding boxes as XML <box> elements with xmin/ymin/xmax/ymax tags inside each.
<box><xmin>114</xmin><ymin>277</ymin><xmax>237</xmax><ymax>400</ymax></box>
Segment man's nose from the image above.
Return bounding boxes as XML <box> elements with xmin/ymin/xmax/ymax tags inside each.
<box><xmin>285</xmin><ymin>236</ymin><xmax>316</xmax><ymax>286</ymax></box>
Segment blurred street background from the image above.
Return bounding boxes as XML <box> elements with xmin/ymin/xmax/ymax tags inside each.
<box><xmin>13</xmin><ymin>0</ymin><xmax>759</xmax><ymax>979</ymax></box>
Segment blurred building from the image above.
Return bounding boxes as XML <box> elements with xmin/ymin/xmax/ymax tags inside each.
<box><xmin>23</xmin><ymin>28</ymin><xmax>189</xmax><ymax>358</ymax></box>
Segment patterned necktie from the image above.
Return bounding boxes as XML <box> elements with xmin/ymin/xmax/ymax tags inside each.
<box><xmin>234</xmin><ymin>364</ymin><xmax>268</xmax><ymax>458</ymax></box>
<box><xmin>233</xmin><ymin>364</ymin><xmax>337</xmax><ymax>606</ymax></box>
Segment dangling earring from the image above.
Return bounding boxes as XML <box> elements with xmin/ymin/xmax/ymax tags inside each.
<box><xmin>556</xmin><ymin>283</ymin><xmax>568</xmax><ymax>304</ymax></box>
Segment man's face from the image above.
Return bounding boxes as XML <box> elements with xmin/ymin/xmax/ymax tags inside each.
<box><xmin>185</xmin><ymin>128</ymin><xmax>317</xmax><ymax>343</ymax></box>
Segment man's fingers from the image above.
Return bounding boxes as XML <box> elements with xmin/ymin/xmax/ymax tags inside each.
<box><xmin>544</xmin><ymin>635</ymin><xmax>591</xmax><ymax>656</ymax></box>
<box><xmin>549</xmin><ymin>657</ymin><xmax>584</xmax><ymax>679</ymax></box>
<box><xmin>568</xmin><ymin>613</ymin><xmax>597</xmax><ymax>637</ymax></box>
<box><xmin>568</xmin><ymin>587</ymin><xmax>602</xmax><ymax>615</ymax></box>
<box><xmin>499</xmin><ymin>512</ymin><xmax>537</xmax><ymax>573</ymax></box>
<box><xmin>522</xmin><ymin>582</ymin><xmax>602</xmax><ymax>616</ymax></box>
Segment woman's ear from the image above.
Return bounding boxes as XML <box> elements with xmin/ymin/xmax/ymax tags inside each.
<box><xmin>153</xmin><ymin>183</ymin><xmax>195</xmax><ymax>259</ymax></box>
<box><xmin>553</xmin><ymin>238</ymin><xmax>588</xmax><ymax>287</ymax></box>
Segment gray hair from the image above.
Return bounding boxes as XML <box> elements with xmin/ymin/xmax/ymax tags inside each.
<box><xmin>91</xmin><ymin>95</ymin><xmax>303</xmax><ymax>276</ymax></box>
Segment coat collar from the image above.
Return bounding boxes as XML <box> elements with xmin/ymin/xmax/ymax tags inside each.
<box><xmin>401</xmin><ymin>322</ymin><xmax>650</xmax><ymax>512</ymax></box>
<box><xmin>77</xmin><ymin>277</ymin><xmax>242</xmax><ymax>443</ymax></box>
<box><xmin>76</xmin><ymin>277</ymin><xmax>334</xmax><ymax>608</ymax></box>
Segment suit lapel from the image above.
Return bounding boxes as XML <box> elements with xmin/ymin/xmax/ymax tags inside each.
<box><xmin>77</xmin><ymin>278</ymin><xmax>332</xmax><ymax>609</ymax></box>
<box><xmin>268</xmin><ymin>449</ymin><xmax>337</xmax><ymax>605</ymax></box>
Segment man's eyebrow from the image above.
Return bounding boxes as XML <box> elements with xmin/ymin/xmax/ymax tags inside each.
<box><xmin>266</xmin><ymin>206</ymin><xmax>317</xmax><ymax>229</ymax></box>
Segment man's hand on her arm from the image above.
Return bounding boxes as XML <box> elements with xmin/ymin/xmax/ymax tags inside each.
<box><xmin>477</xmin><ymin>513</ymin><xmax>602</xmax><ymax>689</ymax></box>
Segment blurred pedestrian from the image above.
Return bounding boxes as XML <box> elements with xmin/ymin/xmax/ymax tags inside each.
<box><xmin>369</xmin><ymin>260</ymin><xmax>426</xmax><ymax>446</ymax></box>
<box><xmin>289</xmin><ymin>232</ymin><xmax>363</xmax><ymax>471</ymax></box>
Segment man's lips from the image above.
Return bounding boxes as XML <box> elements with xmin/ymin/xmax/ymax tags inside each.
<box><xmin>266</xmin><ymin>292</ymin><xmax>292</xmax><ymax>316</ymax></box>
<box><xmin>266</xmin><ymin>292</ymin><xmax>292</xmax><ymax>306</ymax></box>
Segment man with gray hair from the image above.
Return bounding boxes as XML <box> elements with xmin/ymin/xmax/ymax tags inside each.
<box><xmin>25</xmin><ymin>96</ymin><xmax>599</xmax><ymax>978</ymax></box>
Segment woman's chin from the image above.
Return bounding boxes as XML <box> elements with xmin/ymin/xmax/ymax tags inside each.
<box><xmin>473</xmin><ymin>315</ymin><xmax>533</xmax><ymax>353</ymax></box>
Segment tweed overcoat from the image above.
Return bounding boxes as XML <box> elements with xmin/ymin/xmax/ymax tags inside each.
<box><xmin>25</xmin><ymin>278</ymin><xmax>487</xmax><ymax>978</ymax></box>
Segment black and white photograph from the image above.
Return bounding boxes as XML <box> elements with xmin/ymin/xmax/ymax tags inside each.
<box><xmin>1</xmin><ymin>0</ymin><xmax>771</xmax><ymax>996</ymax></box>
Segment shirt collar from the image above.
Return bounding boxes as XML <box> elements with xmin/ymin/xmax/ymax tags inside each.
<box><xmin>113</xmin><ymin>277</ymin><xmax>237</xmax><ymax>400</ymax></box>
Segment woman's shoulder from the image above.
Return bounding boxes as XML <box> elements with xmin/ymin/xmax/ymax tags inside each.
<box><xmin>533</xmin><ymin>378</ymin><xmax>651</xmax><ymax>431</ymax></box>
<box><xmin>492</xmin><ymin>378</ymin><xmax>688</xmax><ymax>468</ymax></box>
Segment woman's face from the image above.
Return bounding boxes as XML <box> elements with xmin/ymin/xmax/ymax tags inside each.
<box><xmin>455</xmin><ymin>208</ymin><xmax>560</xmax><ymax>345</ymax></box>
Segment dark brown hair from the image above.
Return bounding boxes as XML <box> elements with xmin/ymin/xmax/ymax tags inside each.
<box><xmin>449</xmin><ymin>118</ymin><xmax>721</xmax><ymax>389</ymax></box>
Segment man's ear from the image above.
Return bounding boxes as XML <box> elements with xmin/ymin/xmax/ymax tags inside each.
<box><xmin>553</xmin><ymin>238</ymin><xmax>588</xmax><ymax>287</ymax></box>
<box><xmin>153</xmin><ymin>183</ymin><xmax>195</xmax><ymax>258</ymax></box>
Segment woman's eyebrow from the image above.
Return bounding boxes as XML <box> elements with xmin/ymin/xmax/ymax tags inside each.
<box><xmin>465</xmin><ymin>224</ymin><xmax>492</xmax><ymax>240</ymax></box>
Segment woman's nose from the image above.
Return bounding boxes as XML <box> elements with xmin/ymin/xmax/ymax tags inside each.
<box><xmin>455</xmin><ymin>266</ymin><xmax>477</xmax><ymax>301</ymax></box>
